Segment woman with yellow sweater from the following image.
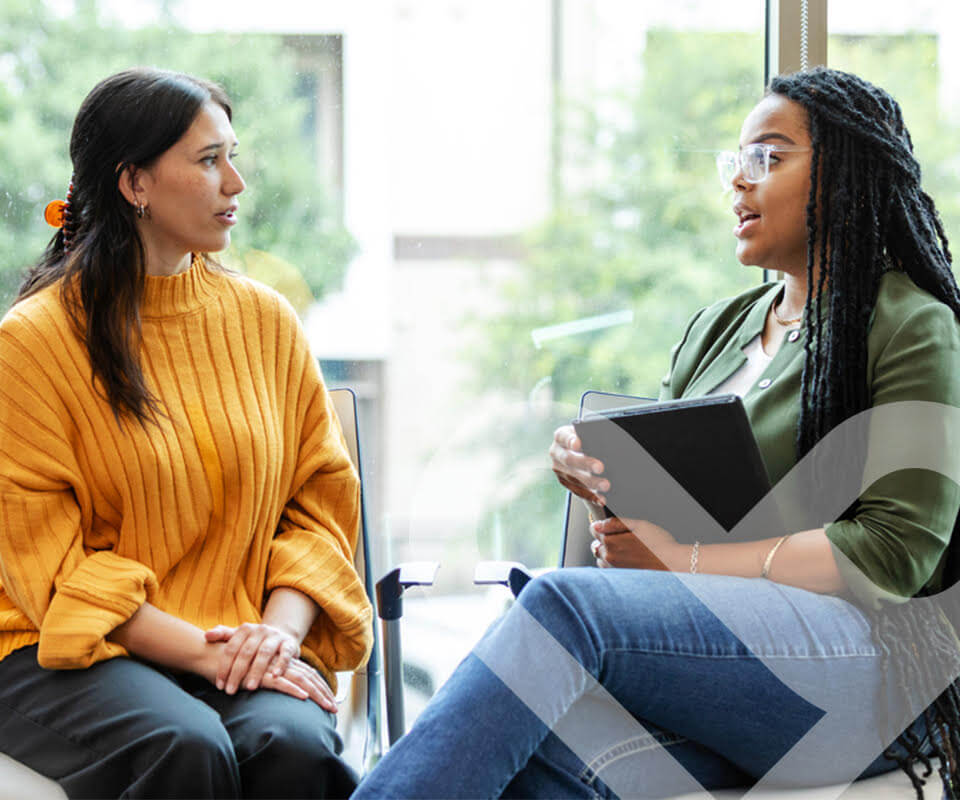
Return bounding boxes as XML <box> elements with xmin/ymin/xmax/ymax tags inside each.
<box><xmin>0</xmin><ymin>68</ymin><xmax>372</xmax><ymax>798</ymax></box>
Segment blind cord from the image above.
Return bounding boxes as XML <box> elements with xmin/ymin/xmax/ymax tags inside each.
<box><xmin>800</xmin><ymin>0</ymin><xmax>810</xmax><ymax>70</ymax></box>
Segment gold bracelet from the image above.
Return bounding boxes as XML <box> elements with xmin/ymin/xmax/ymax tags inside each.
<box><xmin>761</xmin><ymin>535</ymin><xmax>789</xmax><ymax>579</ymax></box>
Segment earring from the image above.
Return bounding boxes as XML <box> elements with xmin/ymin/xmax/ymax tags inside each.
<box><xmin>136</xmin><ymin>202</ymin><xmax>145</xmax><ymax>219</ymax></box>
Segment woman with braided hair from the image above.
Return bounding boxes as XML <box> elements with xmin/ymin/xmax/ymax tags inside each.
<box><xmin>0</xmin><ymin>68</ymin><xmax>372</xmax><ymax>797</ymax></box>
<box><xmin>354</xmin><ymin>67</ymin><xmax>960</xmax><ymax>798</ymax></box>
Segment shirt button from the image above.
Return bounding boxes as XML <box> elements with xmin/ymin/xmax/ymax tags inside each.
<box><xmin>758</xmin><ymin>378</ymin><xmax>772</xmax><ymax>389</ymax></box>
<box><xmin>787</xmin><ymin>330</ymin><xmax>800</xmax><ymax>342</ymax></box>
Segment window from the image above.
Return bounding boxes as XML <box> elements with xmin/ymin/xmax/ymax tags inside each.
<box><xmin>6</xmin><ymin>0</ymin><xmax>854</xmax><ymax>719</ymax></box>
<box><xmin>828</xmin><ymin>2</ymin><xmax>960</xmax><ymax>240</ymax></box>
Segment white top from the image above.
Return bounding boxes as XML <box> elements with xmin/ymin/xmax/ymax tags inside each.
<box><xmin>709</xmin><ymin>333</ymin><xmax>774</xmax><ymax>398</ymax></box>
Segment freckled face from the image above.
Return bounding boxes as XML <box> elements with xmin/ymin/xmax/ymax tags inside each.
<box><xmin>137</xmin><ymin>102</ymin><xmax>245</xmax><ymax>259</ymax></box>
<box><xmin>732</xmin><ymin>95</ymin><xmax>812</xmax><ymax>275</ymax></box>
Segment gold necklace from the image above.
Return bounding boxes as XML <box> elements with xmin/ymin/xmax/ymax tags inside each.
<box><xmin>772</xmin><ymin>298</ymin><xmax>803</xmax><ymax>327</ymax></box>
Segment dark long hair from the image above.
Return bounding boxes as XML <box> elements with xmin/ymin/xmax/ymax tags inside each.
<box><xmin>770</xmin><ymin>67</ymin><xmax>960</xmax><ymax>798</ymax></box>
<box><xmin>18</xmin><ymin>67</ymin><xmax>232</xmax><ymax>425</ymax></box>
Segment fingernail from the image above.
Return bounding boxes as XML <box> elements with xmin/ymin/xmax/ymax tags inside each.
<box><xmin>216</xmin><ymin>680</ymin><xmax>224</xmax><ymax>690</ymax></box>
<box><xmin>247</xmin><ymin>680</ymin><xmax>256</xmax><ymax>690</ymax></box>
<box><xmin>599</xmin><ymin>480</ymin><xmax>610</xmax><ymax>492</ymax></box>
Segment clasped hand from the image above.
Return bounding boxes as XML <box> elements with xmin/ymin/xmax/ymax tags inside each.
<box><xmin>204</xmin><ymin>622</ymin><xmax>337</xmax><ymax>712</ymax></box>
<box><xmin>590</xmin><ymin>516</ymin><xmax>681</xmax><ymax>570</ymax></box>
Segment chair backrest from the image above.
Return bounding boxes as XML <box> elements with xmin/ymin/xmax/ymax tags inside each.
<box><xmin>328</xmin><ymin>388</ymin><xmax>383</xmax><ymax>772</ymax></box>
<box><xmin>560</xmin><ymin>391</ymin><xmax>653</xmax><ymax>566</ymax></box>
<box><xmin>329</xmin><ymin>389</ymin><xmax>368</xmax><ymax>581</ymax></box>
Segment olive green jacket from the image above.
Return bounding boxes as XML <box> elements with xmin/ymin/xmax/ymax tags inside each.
<box><xmin>658</xmin><ymin>270</ymin><xmax>960</xmax><ymax>609</ymax></box>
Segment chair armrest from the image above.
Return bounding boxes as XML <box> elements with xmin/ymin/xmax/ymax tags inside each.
<box><xmin>376</xmin><ymin>562</ymin><xmax>440</xmax><ymax>620</ymax></box>
<box><xmin>474</xmin><ymin>560</ymin><xmax>535</xmax><ymax>598</ymax></box>
<box><xmin>375</xmin><ymin>562</ymin><xmax>439</xmax><ymax>747</ymax></box>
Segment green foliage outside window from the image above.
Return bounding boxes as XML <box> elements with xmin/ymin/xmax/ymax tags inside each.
<box><xmin>470</xmin><ymin>30</ymin><xmax>960</xmax><ymax>568</ymax></box>
<box><xmin>463</xmin><ymin>31</ymin><xmax>762</xmax><ymax>567</ymax></box>
<box><xmin>0</xmin><ymin>0</ymin><xmax>354</xmax><ymax>311</ymax></box>
<box><xmin>476</xmin><ymin>32</ymin><xmax>762</xmax><ymax>408</ymax></box>
<box><xmin>2</xmin><ymin>7</ymin><xmax>956</xmax><ymax>571</ymax></box>
<box><xmin>829</xmin><ymin>33</ymin><xmax>960</xmax><ymax>232</ymax></box>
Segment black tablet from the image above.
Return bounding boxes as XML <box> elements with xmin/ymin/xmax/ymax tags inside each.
<box><xmin>573</xmin><ymin>394</ymin><xmax>773</xmax><ymax>543</ymax></box>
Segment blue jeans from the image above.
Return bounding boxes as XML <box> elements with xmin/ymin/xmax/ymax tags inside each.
<box><xmin>354</xmin><ymin>569</ymin><xmax>930</xmax><ymax>799</ymax></box>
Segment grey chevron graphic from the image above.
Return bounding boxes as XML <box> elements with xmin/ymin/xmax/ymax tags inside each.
<box><xmin>474</xmin><ymin>401</ymin><xmax>960</xmax><ymax>798</ymax></box>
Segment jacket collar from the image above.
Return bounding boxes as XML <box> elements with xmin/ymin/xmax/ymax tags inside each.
<box><xmin>683</xmin><ymin>281</ymin><xmax>790</xmax><ymax>398</ymax></box>
<box><xmin>737</xmin><ymin>280</ymin><xmax>786</xmax><ymax>347</ymax></box>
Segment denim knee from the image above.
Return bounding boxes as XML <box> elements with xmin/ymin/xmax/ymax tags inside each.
<box><xmin>514</xmin><ymin>570</ymin><xmax>605</xmax><ymax>673</ymax></box>
<box><xmin>516</xmin><ymin>569</ymin><xmax>581</xmax><ymax>619</ymax></box>
<box><xmin>517</xmin><ymin>567</ymin><xmax>630</xmax><ymax>623</ymax></box>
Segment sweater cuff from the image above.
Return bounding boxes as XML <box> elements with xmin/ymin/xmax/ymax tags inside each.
<box><xmin>37</xmin><ymin>552</ymin><xmax>159</xmax><ymax>669</ymax></box>
<box><xmin>266</xmin><ymin>541</ymin><xmax>373</xmax><ymax>676</ymax></box>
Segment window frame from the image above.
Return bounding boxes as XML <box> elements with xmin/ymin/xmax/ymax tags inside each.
<box><xmin>767</xmin><ymin>0</ymin><xmax>828</xmax><ymax>81</ymax></box>
<box><xmin>765</xmin><ymin>0</ymin><xmax>828</xmax><ymax>281</ymax></box>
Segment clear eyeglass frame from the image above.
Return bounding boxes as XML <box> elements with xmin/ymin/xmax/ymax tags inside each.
<box><xmin>716</xmin><ymin>143</ymin><xmax>811</xmax><ymax>191</ymax></box>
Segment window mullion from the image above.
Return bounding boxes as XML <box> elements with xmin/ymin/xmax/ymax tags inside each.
<box><xmin>765</xmin><ymin>0</ymin><xmax>827</xmax><ymax>283</ymax></box>
<box><xmin>767</xmin><ymin>0</ymin><xmax>828</xmax><ymax>79</ymax></box>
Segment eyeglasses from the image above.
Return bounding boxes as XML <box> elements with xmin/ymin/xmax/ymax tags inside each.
<box><xmin>716</xmin><ymin>143</ymin><xmax>810</xmax><ymax>191</ymax></box>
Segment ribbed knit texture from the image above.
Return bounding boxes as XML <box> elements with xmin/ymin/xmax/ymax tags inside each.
<box><xmin>0</xmin><ymin>256</ymin><xmax>372</xmax><ymax>688</ymax></box>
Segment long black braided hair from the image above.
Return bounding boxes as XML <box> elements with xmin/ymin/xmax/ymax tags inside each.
<box><xmin>769</xmin><ymin>67</ymin><xmax>960</xmax><ymax>798</ymax></box>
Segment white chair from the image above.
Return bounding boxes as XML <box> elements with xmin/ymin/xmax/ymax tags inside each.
<box><xmin>0</xmin><ymin>387</ymin><xmax>385</xmax><ymax>799</ymax></box>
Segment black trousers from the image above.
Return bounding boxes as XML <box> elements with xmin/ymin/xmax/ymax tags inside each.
<box><xmin>0</xmin><ymin>645</ymin><xmax>357</xmax><ymax>799</ymax></box>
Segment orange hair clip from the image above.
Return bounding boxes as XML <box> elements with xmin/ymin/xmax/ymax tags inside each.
<box><xmin>44</xmin><ymin>199</ymin><xmax>67</xmax><ymax>228</ymax></box>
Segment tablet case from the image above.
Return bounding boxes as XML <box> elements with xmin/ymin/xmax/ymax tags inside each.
<box><xmin>560</xmin><ymin>391</ymin><xmax>651</xmax><ymax>566</ymax></box>
<box><xmin>573</xmin><ymin>394</ymin><xmax>772</xmax><ymax>545</ymax></box>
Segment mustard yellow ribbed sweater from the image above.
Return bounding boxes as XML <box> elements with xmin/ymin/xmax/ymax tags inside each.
<box><xmin>0</xmin><ymin>257</ymin><xmax>372</xmax><ymax>687</ymax></box>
